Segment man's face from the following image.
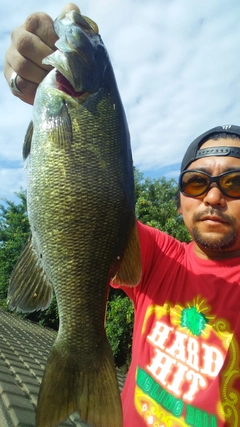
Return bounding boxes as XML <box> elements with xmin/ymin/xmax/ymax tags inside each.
<box><xmin>179</xmin><ymin>137</ymin><xmax>240</xmax><ymax>259</ymax></box>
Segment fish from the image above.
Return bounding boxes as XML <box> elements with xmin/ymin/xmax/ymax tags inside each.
<box><xmin>7</xmin><ymin>9</ymin><xmax>141</xmax><ymax>427</ymax></box>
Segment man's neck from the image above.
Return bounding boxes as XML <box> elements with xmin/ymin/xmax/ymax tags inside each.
<box><xmin>193</xmin><ymin>242</ymin><xmax>240</xmax><ymax>260</ymax></box>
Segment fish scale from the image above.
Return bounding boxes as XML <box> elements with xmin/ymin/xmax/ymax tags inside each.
<box><xmin>8</xmin><ymin>9</ymin><xmax>141</xmax><ymax>427</ymax></box>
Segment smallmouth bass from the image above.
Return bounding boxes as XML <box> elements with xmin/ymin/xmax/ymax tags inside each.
<box><xmin>8</xmin><ymin>9</ymin><xmax>141</xmax><ymax>427</ymax></box>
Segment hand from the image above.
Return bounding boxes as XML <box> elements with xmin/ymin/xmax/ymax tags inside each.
<box><xmin>4</xmin><ymin>3</ymin><xmax>80</xmax><ymax>105</ymax></box>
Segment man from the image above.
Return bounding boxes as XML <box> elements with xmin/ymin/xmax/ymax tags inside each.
<box><xmin>4</xmin><ymin>4</ymin><xmax>240</xmax><ymax>426</ymax></box>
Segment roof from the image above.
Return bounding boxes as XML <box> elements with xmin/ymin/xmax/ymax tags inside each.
<box><xmin>0</xmin><ymin>308</ymin><xmax>126</xmax><ymax>427</ymax></box>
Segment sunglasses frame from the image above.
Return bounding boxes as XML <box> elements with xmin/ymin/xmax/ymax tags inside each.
<box><xmin>179</xmin><ymin>169</ymin><xmax>240</xmax><ymax>199</ymax></box>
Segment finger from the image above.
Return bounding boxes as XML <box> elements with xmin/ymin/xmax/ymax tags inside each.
<box><xmin>61</xmin><ymin>3</ymin><xmax>80</xmax><ymax>13</ymax></box>
<box><xmin>4</xmin><ymin>51</ymin><xmax>48</xmax><ymax>105</ymax></box>
<box><xmin>5</xmin><ymin>46</ymin><xmax>49</xmax><ymax>85</ymax></box>
<box><xmin>11</xmin><ymin>28</ymin><xmax>55</xmax><ymax>73</ymax></box>
<box><xmin>60</xmin><ymin>4</ymin><xmax>99</xmax><ymax>34</ymax></box>
<box><xmin>24</xmin><ymin>12</ymin><xmax>58</xmax><ymax>50</ymax></box>
<box><xmin>4</xmin><ymin>64</ymin><xmax>38</xmax><ymax>105</ymax></box>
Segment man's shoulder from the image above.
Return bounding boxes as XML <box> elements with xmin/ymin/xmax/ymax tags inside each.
<box><xmin>137</xmin><ymin>220</ymin><xmax>187</xmax><ymax>256</ymax></box>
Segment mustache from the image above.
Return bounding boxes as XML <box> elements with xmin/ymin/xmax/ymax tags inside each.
<box><xmin>192</xmin><ymin>208</ymin><xmax>235</xmax><ymax>225</ymax></box>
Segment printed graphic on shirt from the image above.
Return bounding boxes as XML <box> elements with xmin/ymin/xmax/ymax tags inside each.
<box><xmin>134</xmin><ymin>300</ymin><xmax>240</xmax><ymax>426</ymax></box>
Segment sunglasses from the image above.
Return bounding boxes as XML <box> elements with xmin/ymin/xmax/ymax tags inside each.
<box><xmin>179</xmin><ymin>169</ymin><xmax>240</xmax><ymax>198</ymax></box>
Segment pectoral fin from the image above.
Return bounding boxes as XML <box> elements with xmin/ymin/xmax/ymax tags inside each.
<box><xmin>48</xmin><ymin>101</ymin><xmax>73</xmax><ymax>148</ymax></box>
<box><xmin>23</xmin><ymin>120</ymin><xmax>34</xmax><ymax>160</ymax></box>
<box><xmin>8</xmin><ymin>236</ymin><xmax>53</xmax><ymax>313</ymax></box>
<box><xmin>112</xmin><ymin>222</ymin><xmax>142</xmax><ymax>286</ymax></box>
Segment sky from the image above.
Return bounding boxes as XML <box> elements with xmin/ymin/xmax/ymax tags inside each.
<box><xmin>1</xmin><ymin>0</ymin><xmax>240</xmax><ymax>203</ymax></box>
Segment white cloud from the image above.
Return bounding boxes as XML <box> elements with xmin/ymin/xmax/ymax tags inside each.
<box><xmin>0</xmin><ymin>84</ymin><xmax>31</xmax><ymax>162</ymax></box>
<box><xmin>0</xmin><ymin>167</ymin><xmax>26</xmax><ymax>201</ymax></box>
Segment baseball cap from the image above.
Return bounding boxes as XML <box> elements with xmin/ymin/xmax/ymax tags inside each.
<box><xmin>181</xmin><ymin>124</ymin><xmax>240</xmax><ymax>172</ymax></box>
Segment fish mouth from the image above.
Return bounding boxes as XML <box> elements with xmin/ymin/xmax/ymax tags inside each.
<box><xmin>42</xmin><ymin>10</ymin><xmax>105</xmax><ymax>95</ymax></box>
<box><xmin>55</xmin><ymin>70</ymin><xmax>84</xmax><ymax>97</ymax></box>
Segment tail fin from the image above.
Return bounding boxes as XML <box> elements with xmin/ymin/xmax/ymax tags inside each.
<box><xmin>36</xmin><ymin>338</ymin><xmax>122</xmax><ymax>427</ymax></box>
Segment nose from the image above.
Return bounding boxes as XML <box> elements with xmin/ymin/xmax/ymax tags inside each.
<box><xmin>202</xmin><ymin>184</ymin><xmax>226</xmax><ymax>207</ymax></box>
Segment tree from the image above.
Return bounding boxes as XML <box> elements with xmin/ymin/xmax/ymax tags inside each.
<box><xmin>0</xmin><ymin>190</ymin><xmax>30</xmax><ymax>301</ymax></box>
<box><xmin>106</xmin><ymin>294</ymin><xmax>134</xmax><ymax>370</ymax></box>
<box><xmin>134</xmin><ymin>170</ymin><xmax>191</xmax><ymax>243</ymax></box>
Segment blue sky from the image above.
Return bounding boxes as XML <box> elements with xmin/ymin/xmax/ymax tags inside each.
<box><xmin>1</xmin><ymin>0</ymin><xmax>240</xmax><ymax>202</ymax></box>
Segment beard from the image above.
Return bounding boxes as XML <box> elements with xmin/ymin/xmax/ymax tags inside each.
<box><xmin>190</xmin><ymin>208</ymin><xmax>238</xmax><ymax>251</ymax></box>
<box><xmin>191</xmin><ymin>227</ymin><xmax>238</xmax><ymax>251</ymax></box>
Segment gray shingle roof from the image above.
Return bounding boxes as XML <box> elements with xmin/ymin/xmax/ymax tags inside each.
<box><xmin>0</xmin><ymin>308</ymin><xmax>126</xmax><ymax>427</ymax></box>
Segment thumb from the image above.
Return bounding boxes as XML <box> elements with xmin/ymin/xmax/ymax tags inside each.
<box><xmin>59</xmin><ymin>3</ymin><xmax>99</xmax><ymax>33</ymax></box>
<box><xmin>61</xmin><ymin>3</ymin><xmax>80</xmax><ymax>13</ymax></box>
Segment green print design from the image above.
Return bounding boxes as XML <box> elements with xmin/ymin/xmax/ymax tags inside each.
<box><xmin>136</xmin><ymin>368</ymin><xmax>218</xmax><ymax>427</ymax></box>
<box><xmin>181</xmin><ymin>307</ymin><xmax>208</xmax><ymax>336</ymax></box>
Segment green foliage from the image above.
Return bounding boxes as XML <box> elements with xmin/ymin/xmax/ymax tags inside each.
<box><xmin>0</xmin><ymin>190</ymin><xmax>30</xmax><ymax>300</ymax></box>
<box><xmin>106</xmin><ymin>295</ymin><xmax>134</xmax><ymax>370</ymax></box>
<box><xmin>134</xmin><ymin>171</ymin><xmax>191</xmax><ymax>243</ymax></box>
<box><xmin>26</xmin><ymin>294</ymin><xmax>59</xmax><ymax>330</ymax></box>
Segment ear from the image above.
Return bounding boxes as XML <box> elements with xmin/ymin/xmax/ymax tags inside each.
<box><xmin>177</xmin><ymin>191</ymin><xmax>182</xmax><ymax>214</ymax></box>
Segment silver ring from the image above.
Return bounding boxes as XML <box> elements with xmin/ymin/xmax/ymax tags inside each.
<box><xmin>9</xmin><ymin>71</ymin><xmax>22</xmax><ymax>95</ymax></box>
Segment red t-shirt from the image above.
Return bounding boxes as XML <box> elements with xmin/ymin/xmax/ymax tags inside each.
<box><xmin>117</xmin><ymin>221</ymin><xmax>240</xmax><ymax>427</ymax></box>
